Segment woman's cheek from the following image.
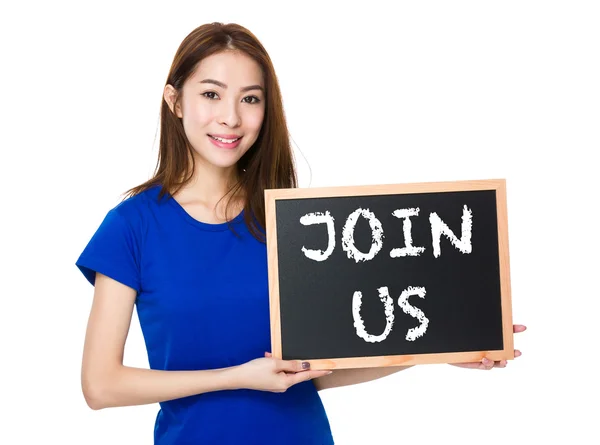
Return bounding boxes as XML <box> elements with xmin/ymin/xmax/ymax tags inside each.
<box><xmin>248</xmin><ymin>109</ymin><xmax>265</xmax><ymax>132</ymax></box>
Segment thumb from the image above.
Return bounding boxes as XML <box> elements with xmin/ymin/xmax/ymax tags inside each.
<box><xmin>276</xmin><ymin>360</ymin><xmax>310</xmax><ymax>373</ymax></box>
<box><xmin>264</xmin><ymin>352</ymin><xmax>272</xmax><ymax>358</ymax></box>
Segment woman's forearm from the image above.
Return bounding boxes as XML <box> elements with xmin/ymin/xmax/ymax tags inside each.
<box><xmin>314</xmin><ymin>365</ymin><xmax>413</xmax><ymax>391</ymax></box>
<box><xmin>83</xmin><ymin>365</ymin><xmax>242</xmax><ymax>410</ymax></box>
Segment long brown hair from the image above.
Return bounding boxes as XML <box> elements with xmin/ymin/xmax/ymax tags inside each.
<box><xmin>125</xmin><ymin>22</ymin><xmax>297</xmax><ymax>242</ymax></box>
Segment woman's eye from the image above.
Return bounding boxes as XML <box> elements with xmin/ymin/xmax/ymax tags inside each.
<box><xmin>243</xmin><ymin>96</ymin><xmax>260</xmax><ymax>104</ymax></box>
<box><xmin>203</xmin><ymin>92</ymin><xmax>218</xmax><ymax>99</ymax></box>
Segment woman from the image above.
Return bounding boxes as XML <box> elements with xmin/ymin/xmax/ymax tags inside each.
<box><xmin>76</xmin><ymin>22</ymin><xmax>525</xmax><ymax>444</ymax></box>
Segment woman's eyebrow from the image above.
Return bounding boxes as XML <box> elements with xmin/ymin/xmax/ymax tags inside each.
<box><xmin>199</xmin><ymin>78</ymin><xmax>264</xmax><ymax>93</ymax></box>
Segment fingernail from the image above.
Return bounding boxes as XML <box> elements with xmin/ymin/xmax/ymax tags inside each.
<box><xmin>302</xmin><ymin>362</ymin><xmax>310</xmax><ymax>370</ymax></box>
<box><xmin>326</xmin><ymin>371</ymin><xmax>333</xmax><ymax>375</ymax></box>
<box><xmin>482</xmin><ymin>358</ymin><xmax>491</xmax><ymax>365</ymax></box>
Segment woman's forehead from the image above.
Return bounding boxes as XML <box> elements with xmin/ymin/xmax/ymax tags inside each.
<box><xmin>190</xmin><ymin>51</ymin><xmax>264</xmax><ymax>86</ymax></box>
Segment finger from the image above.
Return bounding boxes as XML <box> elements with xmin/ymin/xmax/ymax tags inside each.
<box><xmin>513</xmin><ymin>324</ymin><xmax>527</xmax><ymax>333</ymax></box>
<box><xmin>287</xmin><ymin>370</ymin><xmax>332</xmax><ymax>385</ymax></box>
<box><xmin>481</xmin><ymin>358</ymin><xmax>494</xmax><ymax>370</ymax></box>
<box><xmin>308</xmin><ymin>370</ymin><xmax>332</xmax><ymax>380</ymax></box>
<box><xmin>276</xmin><ymin>360</ymin><xmax>310</xmax><ymax>373</ymax></box>
<box><xmin>495</xmin><ymin>360</ymin><xmax>508</xmax><ymax>368</ymax></box>
<box><xmin>452</xmin><ymin>362</ymin><xmax>483</xmax><ymax>369</ymax></box>
<box><xmin>514</xmin><ymin>349</ymin><xmax>522</xmax><ymax>358</ymax></box>
<box><xmin>264</xmin><ymin>352</ymin><xmax>272</xmax><ymax>358</ymax></box>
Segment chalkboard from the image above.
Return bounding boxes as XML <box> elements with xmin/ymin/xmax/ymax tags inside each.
<box><xmin>264</xmin><ymin>179</ymin><xmax>514</xmax><ymax>369</ymax></box>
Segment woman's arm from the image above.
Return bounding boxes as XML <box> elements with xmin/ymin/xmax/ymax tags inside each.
<box><xmin>82</xmin><ymin>273</ymin><xmax>328</xmax><ymax>410</ymax></box>
<box><xmin>81</xmin><ymin>273</ymin><xmax>234</xmax><ymax>409</ymax></box>
<box><xmin>313</xmin><ymin>365</ymin><xmax>412</xmax><ymax>391</ymax></box>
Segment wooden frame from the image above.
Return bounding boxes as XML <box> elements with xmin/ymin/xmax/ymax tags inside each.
<box><xmin>265</xmin><ymin>178</ymin><xmax>514</xmax><ymax>369</ymax></box>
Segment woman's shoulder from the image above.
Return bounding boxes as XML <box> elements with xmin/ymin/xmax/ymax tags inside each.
<box><xmin>108</xmin><ymin>184</ymin><xmax>167</xmax><ymax>228</ymax></box>
<box><xmin>114</xmin><ymin>185</ymin><xmax>164</xmax><ymax>213</ymax></box>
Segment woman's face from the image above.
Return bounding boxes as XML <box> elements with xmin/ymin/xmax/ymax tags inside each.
<box><xmin>167</xmin><ymin>50</ymin><xmax>265</xmax><ymax>170</ymax></box>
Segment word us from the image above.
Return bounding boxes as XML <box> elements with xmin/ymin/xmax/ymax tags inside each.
<box><xmin>353</xmin><ymin>285</ymin><xmax>427</xmax><ymax>343</ymax></box>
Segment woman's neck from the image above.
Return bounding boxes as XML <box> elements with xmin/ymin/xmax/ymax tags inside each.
<box><xmin>173</xmin><ymin>161</ymin><xmax>244</xmax><ymax>222</ymax></box>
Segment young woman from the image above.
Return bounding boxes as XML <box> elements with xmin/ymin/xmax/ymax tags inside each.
<box><xmin>76</xmin><ymin>22</ymin><xmax>525</xmax><ymax>444</ymax></box>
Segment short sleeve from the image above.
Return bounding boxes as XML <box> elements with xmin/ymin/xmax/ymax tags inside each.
<box><xmin>76</xmin><ymin>207</ymin><xmax>142</xmax><ymax>293</ymax></box>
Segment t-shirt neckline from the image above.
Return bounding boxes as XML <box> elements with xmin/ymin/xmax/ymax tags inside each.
<box><xmin>166</xmin><ymin>193</ymin><xmax>245</xmax><ymax>232</ymax></box>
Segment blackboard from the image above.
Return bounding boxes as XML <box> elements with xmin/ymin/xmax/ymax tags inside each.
<box><xmin>265</xmin><ymin>179</ymin><xmax>514</xmax><ymax>369</ymax></box>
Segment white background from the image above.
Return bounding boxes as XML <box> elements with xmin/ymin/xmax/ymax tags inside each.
<box><xmin>2</xmin><ymin>1</ymin><xmax>599</xmax><ymax>444</ymax></box>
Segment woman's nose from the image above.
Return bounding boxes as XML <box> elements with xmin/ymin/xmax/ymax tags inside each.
<box><xmin>217</xmin><ymin>101</ymin><xmax>241</xmax><ymax>127</ymax></box>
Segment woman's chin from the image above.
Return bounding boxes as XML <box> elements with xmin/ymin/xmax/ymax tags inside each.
<box><xmin>193</xmin><ymin>152</ymin><xmax>243</xmax><ymax>171</ymax></box>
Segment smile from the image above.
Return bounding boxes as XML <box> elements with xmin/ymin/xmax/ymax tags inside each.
<box><xmin>208</xmin><ymin>134</ymin><xmax>243</xmax><ymax>149</ymax></box>
<box><xmin>209</xmin><ymin>135</ymin><xmax>241</xmax><ymax>143</ymax></box>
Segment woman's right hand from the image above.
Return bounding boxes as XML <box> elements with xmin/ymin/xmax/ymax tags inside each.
<box><xmin>234</xmin><ymin>354</ymin><xmax>332</xmax><ymax>393</ymax></box>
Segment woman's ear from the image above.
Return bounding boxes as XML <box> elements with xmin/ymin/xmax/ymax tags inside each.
<box><xmin>163</xmin><ymin>84</ymin><xmax>183</xmax><ymax>118</ymax></box>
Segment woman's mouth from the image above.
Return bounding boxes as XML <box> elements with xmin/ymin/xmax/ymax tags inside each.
<box><xmin>208</xmin><ymin>134</ymin><xmax>242</xmax><ymax>149</ymax></box>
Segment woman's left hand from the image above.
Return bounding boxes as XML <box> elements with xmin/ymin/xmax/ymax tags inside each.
<box><xmin>451</xmin><ymin>324</ymin><xmax>527</xmax><ymax>370</ymax></box>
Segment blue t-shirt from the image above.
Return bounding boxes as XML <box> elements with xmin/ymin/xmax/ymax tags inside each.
<box><xmin>76</xmin><ymin>186</ymin><xmax>334</xmax><ymax>445</ymax></box>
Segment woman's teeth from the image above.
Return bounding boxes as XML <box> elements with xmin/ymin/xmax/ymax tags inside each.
<box><xmin>210</xmin><ymin>135</ymin><xmax>240</xmax><ymax>143</ymax></box>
